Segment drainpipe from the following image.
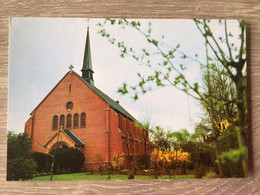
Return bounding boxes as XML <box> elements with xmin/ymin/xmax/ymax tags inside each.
<box><xmin>105</xmin><ymin>107</ymin><xmax>111</xmax><ymax>162</ymax></box>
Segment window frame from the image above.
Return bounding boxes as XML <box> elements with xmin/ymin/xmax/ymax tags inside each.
<box><xmin>52</xmin><ymin>115</ymin><xmax>58</xmax><ymax>131</ymax></box>
<box><xmin>66</xmin><ymin>114</ymin><xmax>72</xmax><ymax>129</ymax></box>
<box><xmin>59</xmin><ymin>114</ymin><xmax>65</xmax><ymax>129</ymax></box>
<box><xmin>80</xmin><ymin>112</ymin><xmax>86</xmax><ymax>128</ymax></box>
<box><xmin>73</xmin><ymin>113</ymin><xmax>79</xmax><ymax>129</ymax></box>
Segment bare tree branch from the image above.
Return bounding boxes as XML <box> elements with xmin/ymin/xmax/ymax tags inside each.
<box><xmin>225</xmin><ymin>20</ymin><xmax>234</xmax><ymax>61</ymax></box>
<box><xmin>239</xmin><ymin>21</ymin><xmax>245</xmax><ymax>62</ymax></box>
<box><xmin>194</xmin><ymin>20</ymin><xmax>226</xmax><ymax>65</ymax></box>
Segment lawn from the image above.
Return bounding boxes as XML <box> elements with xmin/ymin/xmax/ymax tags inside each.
<box><xmin>32</xmin><ymin>173</ymin><xmax>195</xmax><ymax>181</ymax></box>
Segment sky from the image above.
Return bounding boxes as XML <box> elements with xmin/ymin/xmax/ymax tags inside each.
<box><xmin>8</xmin><ymin>18</ymin><xmax>235</xmax><ymax>134</ymax></box>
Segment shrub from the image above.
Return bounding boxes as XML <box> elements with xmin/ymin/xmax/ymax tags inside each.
<box><xmin>203</xmin><ymin>171</ymin><xmax>218</xmax><ymax>178</ymax></box>
<box><xmin>128</xmin><ymin>172</ymin><xmax>135</xmax><ymax>179</ymax></box>
<box><xmin>31</xmin><ymin>152</ymin><xmax>48</xmax><ymax>173</ymax></box>
<box><xmin>217</xmin><ymin>128</ymin><xmax>245</xmax><ymax>177</ymax></box>
<box><xmin>194</xmin><ymin>163</ymin><xmax>206</xmax><ymax>178</ymax></box>
<box><xmin>96</xmin><ymin>154</ymin><xmax>105</xmax><ymax>175</ymax></box>
<box><xmin>7</xmin><ymin>157</ymin><xmax>37</xmax><ymax>181</ymax></box>
<box><xmin>66</xmin><ymin>148</ymin><xmax>85</xmax><ymax>173</ymax></box>
<box><xmin>98</xmin><ymin>166</ymin><xmax>104</xmax><ymax>175</ymax></box>
<box><xmin>50</xmin><ymin>147</ymin><xmax>85</xmax><ymax>174</ymax></box>
<box><xmin>150</xmin><ymin>149</ymin><xmax>164</xmax><ymax>178</ymax></box>
<box><xmin>105</xmin><ymin>163</ymin><xmax>114</xmax><ymax>179</ymax></box>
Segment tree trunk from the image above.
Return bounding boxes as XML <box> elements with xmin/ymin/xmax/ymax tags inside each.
<box><xmin>144</xmin><ymin>131</ymin><xmax>148</xmax><ymax>169</ymax></box>
<box><xmin>215</xmin><ymin>141</ymin><xmax>223</xmax><ymax>177</ymax></box>
<box><xmin>50</xmin><ymin>158</ymin><xmax>54</xmax><ymax>181</ymax></box>
<box><xmin>235</xmin><ymin>72</ymin><xmax>248</xmax><ymax>177</ymax></box>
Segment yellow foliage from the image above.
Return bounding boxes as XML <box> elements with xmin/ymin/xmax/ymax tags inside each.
<box><xmin>112</xmin><ymin>153</ymin><xmax>126</xmax><ymax>170</ymax></box>
<box><xmin>150</xmin><ymin>149</ymin><xmax>190</xmax><ymax>163</ymax></box>
<box><xmin>176</xmin><ymin>151</ymin><xmax>190</xmax><ymax>162</ymax></box>
<box><xmin>150</xmin><ymin>149</ymin><xmax>165</xmax><ymax>163</ymax></box>
<box><xmin>165</xmin><ymin>151</ymin><xmax>175</xmax><ymax>162</ymax></box>
<box><xmin>215</xmin><ymin>119</ymin><xmax>231</xmax><ymax>134</ymax></box>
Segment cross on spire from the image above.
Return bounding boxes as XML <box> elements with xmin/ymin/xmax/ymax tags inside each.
<box><xmin>69</xmin><ymin>65</ymin><xmax>74</xmax><ymax>72</ymax></box>
<box><xmin>86</xmin><ymin>18</ymin><xmax>91</xmax><ymax>28</ymax></box>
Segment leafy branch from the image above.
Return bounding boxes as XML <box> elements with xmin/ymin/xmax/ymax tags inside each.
<box><xmin>98</xmin><ymin>19</ymin><xmax>206</xmax><ymax>101</ymax></box>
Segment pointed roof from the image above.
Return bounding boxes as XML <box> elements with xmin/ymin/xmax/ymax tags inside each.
<box><xmin>82</xmin><ymin>27</ymin><xmax>93</xmax><ymax>72</ymax></box>
<box><xmin>31</xmin><ymin>70</ymin><xmax>136</xmax><ymax>122</ymax></box>
<box><xmin>63</xmin><ymin>130</ymin><xmax>85</xmax><ymax>146</ymax></box>
<box><xmin>44</xmin><ymin>129</ymin><xmax>85</xmax><ymax>148</ymax></box>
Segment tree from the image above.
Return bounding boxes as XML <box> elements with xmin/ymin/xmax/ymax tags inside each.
<box><xmin>170</xmin><ymin>128</ymin><xmax>211</xmax><ymax>177</ymax></box>
<box><xmin>149</xmin><ymin>126</ymin><xmax>173</xmax><ymax>152</ymax></box>
<box><xmin>201</xmin><ymin>60</ymin><xmax>237</xmax><ymax>136</ymax></box>
<box><xmin>170</xmin><ymin>129</ymin><xmax>191</xmax><ymax>163</ymax></box>
<box><xmin>7</xmin><ymin>132</ymin><xmax>37</xmax><ymax>181</ymax></box>
<box><xmin>135</xmin><ymin>116</ymin><xmax>153</xmax><ymax>169</ymax></box>
<box><xmin>98</xmin><ymin>19</ymin><xmax>247</xmax><ymax>176</ymax></box>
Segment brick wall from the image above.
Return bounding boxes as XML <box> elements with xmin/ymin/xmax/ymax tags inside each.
<box><xmin>26</xmin><ymin>72</ymin><xmax>109</xmax><ymax>164</ymax></box>
<box><xmin>24</xmin><ymin>71</ymin><xmax>150</xmax><ymax>170</ymax></box>
<box><xmin>25</xmin><ymin>117</ymin><xmax>33</xmax><ymax>138</ymax></box>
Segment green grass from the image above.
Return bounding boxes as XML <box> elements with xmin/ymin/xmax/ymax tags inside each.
<box><xmin>31</xmin><ymin>172</ymin><xmax>195</xmax><ymax>181</ymax></box>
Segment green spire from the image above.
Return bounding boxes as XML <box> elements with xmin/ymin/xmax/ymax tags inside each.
<box><xmin>81</xmin><ymin>27</ymin><xmax>94</xmax><ymax>85</ymax></box>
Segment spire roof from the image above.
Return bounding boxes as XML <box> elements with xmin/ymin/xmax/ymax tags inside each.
<box><xmin>81</xmin><ymin>27</ymin><xmax>94</xmax><ymax>85</ymax></box>
<box><xmin>82</xmin><ymin>27</ymin><xmax>93</xmax><ymax>71</ymax></box>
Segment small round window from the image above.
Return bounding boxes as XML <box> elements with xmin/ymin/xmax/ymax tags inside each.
<box><xmin>66</xmin><ymin>101</ymin><xmax>73</xmax><ymax>110</ymax></box>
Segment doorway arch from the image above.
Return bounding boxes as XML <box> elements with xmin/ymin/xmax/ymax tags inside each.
<box><xmin>50</xmin><ymin>141</ymin><xmax>70</xmax><ymax>151</ymax></box>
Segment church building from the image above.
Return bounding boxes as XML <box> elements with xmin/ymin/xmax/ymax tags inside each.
<box><xmin>24</xmin><ymin>27</ymin><xmax>150</xmax><ymax>169</ymax></box>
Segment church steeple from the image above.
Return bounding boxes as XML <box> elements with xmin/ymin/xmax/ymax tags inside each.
<box><xmin>81</xmin><ymin>26</ymin><xmax>94</xmax><ymax>85</ymax></box>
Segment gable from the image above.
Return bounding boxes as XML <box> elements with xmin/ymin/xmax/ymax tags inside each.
<box><xmin>30</xmin><ymin>70</ymin><xmax>136</xmax><ymax>122</ymax></box>
<box><xmin>43</xmin><ymin>130</ymin><xmax>84</xmax><ymax>150</ymax></box>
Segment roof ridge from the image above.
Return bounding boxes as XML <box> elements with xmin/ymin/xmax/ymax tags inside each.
<box><xmin>72</xmin><ymin>71</ymin><xmax>136</xmax><ymax>121</ymax></box>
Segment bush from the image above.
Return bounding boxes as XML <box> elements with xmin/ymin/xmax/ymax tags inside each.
<box><xmin>181</xmin><ymin>141</ymin><xmax>212</xmax><ymax>168</ymax></box>
<box><xmin>128</xmin><ymin>171</ymin><xmax>135</xmax><ymax>179</ymax></box>
<box><xmin>7</xmin><ymin>157</ymin><xmax>37</xmax><ymax>181</ymax></box>
<box><xmin>194</xmin><ymin>163</ymin><xmax>206</xmax><ymax>178</ymax></box>
<box><xmin>96</xmin><ymin>154</ymin><xmax>105</xmax><ymax>175</ymax></box>
<box><xmin>105</xmin><ymin>163</ymin><xmax>114</xmax><ymax>179</ymax></box>
<box><xmin>66</xmin><ymin>148</ymin><xmax>85</xmax><ymax>173</ymax></box>
<box><xmin>98</xmin><ymin>165</ymin><xmax>104</xmax><ymax>175</ymax></box>
<box><xmin>50</xmin><ymin>147</ymin><xmax>85</xmax><ymax>174</ymax></box>
<box><xmin>203</xmin><ymin>171</ymin><xmax>218</xmax><ymax>178</ymax></box>
<box><xmin>31</xmin><ymin>152</ymin><xmax>48</xmax><ymax>173</ymax></box>
<box><xmin>217</xmin><ymin>128</ymin><xmax>245</xmax><ymax>177</ymax></box>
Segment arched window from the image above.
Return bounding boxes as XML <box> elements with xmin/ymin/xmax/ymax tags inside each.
<box><xmin>74</xmin><ymin>113</ymin><xmax>79</xmax><ymax>128</ymax></box>
<box><xmin>80</xmin><ymin>112</ymin><xmax>86</xmax><ymax>127</ymax></box>
<box><xmin>53</xmin><ymin>115</ymin><xmax>58</xmax><ymax>130</ymax></box>
<box><xmin>66</xmin><ymin>114</ymin><xmax>72</xmax><ymax>129</ymax></box>
<box><xmin>60</xmin><ymin>115</ymin><xmax>65</xmax><ymax>129</ymax></box>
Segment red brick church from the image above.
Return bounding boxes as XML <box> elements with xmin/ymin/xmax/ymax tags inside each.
<box><xmin>24</xmin><ymin>27</ymin><xmax>150</xmax><ymax>169</ymax></box>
